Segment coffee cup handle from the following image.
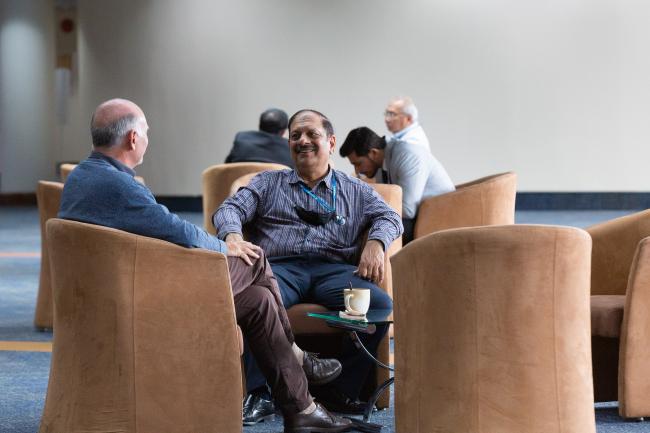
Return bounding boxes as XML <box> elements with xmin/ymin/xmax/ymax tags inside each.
<box><xmin>344</xmin><ymin>293</ymin><xmax>354</xmax><ymax>313</ymax></box>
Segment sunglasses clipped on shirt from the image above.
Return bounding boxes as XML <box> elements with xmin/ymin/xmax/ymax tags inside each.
<box><xmin>294</xmin><ymin>205</ymin><xmax>346</xmax><ymax>226</ymax></box>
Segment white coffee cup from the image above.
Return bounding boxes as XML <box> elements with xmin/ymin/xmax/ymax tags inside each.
<box><xmin>343</xmin><ymin>288</ymin><xmax>371</xmax><ymax>316</ymax></box>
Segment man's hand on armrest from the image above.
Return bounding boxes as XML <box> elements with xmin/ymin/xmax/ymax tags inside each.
<box><xmin>225</xmin><ymin>233</ymin><xmax>261</xmax><ymax>266</ymax></box>
<box><xmin>356</xmin><ymin>239</ymin><xmax>385</xmax><ymax>284</ymax></box>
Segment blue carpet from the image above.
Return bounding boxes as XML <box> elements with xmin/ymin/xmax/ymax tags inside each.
<box><xmin>0</xmin><ymin>351</ymin><xmax>50</xmax><ymax>433</ymax></box>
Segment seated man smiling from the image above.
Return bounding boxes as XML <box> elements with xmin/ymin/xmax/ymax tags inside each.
<box><xmin>214</xmin><ymin>109</ymin><xmax>403</xmax><ymax>414</ymax></box>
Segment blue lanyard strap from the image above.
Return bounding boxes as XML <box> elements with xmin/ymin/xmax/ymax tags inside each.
<box><xmin>299</xmin><ymin>172</ymin><xmax>337</xmax><ymax>213</ymax></box>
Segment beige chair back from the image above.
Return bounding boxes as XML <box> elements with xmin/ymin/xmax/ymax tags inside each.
<box><xmin>587</xmin><ymin>209</ymin><xmax>650</xmax><ymax>296</ymax></box>
<box><xmin>392</xmin><ymin>224</ymin><xmax>595</xmax><ymax>433</ymax></box>
<box><xmin>34</xmin><ymin>181</ymin><xmax>64</xmax><ymax>330</ymax></box>
<box><xmin>413</xmin><ymin>171</ymin><xmax>517</xmax><ymax>239</ymax></box>
<box><xmin>59</xmin><ymin>163</ymin><xmax>76</xmax><ymax>182</ymax></box>
<box><xmin>40</xmin><ymin>219</ymin><xmax>242</xmax><ymax>433</ymax></box>
<box><xmin>202</xmin><ymin>162</ymin><xmax>288</xmax><ymax>234</ymax></box>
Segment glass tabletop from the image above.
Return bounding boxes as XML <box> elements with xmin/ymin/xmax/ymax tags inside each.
<box><xmin>307</xmin><ymin>309</ymin><xmax>393</xmax><ymax>326</ymax></box>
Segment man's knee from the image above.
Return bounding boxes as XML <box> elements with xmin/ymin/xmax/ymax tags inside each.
<box><xmin>235</xmin><ymin>285</ymin><xmax>278</xmax><ymax>318</ymax></box>
<box><xmin>370</xmin><ymin>287</ymin><xmax>393</xmax><ymax>310</ymax></box>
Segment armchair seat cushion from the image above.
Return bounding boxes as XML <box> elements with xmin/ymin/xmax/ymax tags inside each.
<box><xmin>591</xmin><ymin>295</ymin><xmax>625</xmax><ymax>338</ymax></box>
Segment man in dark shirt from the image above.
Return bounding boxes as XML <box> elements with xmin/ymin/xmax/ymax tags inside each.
<box><xmin>225</xmin><ymin>108</ymin><xmax>295</xmax><ymax>168</ymax></box>
<box><xmin>59</xmin><ymin>98</ymin><xmax>351</xmax><ymax>433</ymax></box>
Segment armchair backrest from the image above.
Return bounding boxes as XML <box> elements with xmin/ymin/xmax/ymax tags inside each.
<box><xmin>34</xmin><ymin>181</ymin><xmax>64</xmax><ymax>329</ymax></box>
<box><xmin>391</xmin><ymin>224</ymin><xmax>595</xmax><ymax>433</ymax></box>
<box><xmin>413</xmin><ymin>171</ymin><xmax>517</xmax><ymax>239</ymax></box>
<box><xmin>202</xmin><ymin>162</ymin><xmax>289</xmax><ymax>234</ymax></box>
<box><xmin>41</xmin><ymin>218</ymin><xmax>242</xmax><ymax>433</ymax></box>
<box><xmin>229</xmin><ymin>172</ymin><xmax>259</xmax><ymax>197</ymax></box>
<box><xmin>370</xmin><ymin>184</ymin><xmax>402</xmax><ymax>299</ymax></box>
<box><xmin>587</xmin><ymin>209</ymin><xmax>650</xmax><ymax>296</ymax></box>
<box><xmin>59</xmin><ymin>163</ymin><xmax>76</xmax><ymax>182</ymax></box>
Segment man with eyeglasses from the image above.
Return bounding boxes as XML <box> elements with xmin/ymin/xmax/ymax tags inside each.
<box><xmin>384</xmin><ymin>96</ymin><xmax>430</xmax><ymax>149</ymax></box>
<box><xmin>214</xmin><ymin>109</ymin><xmax>402</xmax><ymax>417</ymax></box>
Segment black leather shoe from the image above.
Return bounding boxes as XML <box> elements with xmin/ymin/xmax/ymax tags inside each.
<box><xmin>283</xmin><ymin>402</ymin><xmax>352</xmax><ymax>433</ymax></box>
<box><xmin>313</xmin><ymin>386</ymin><xmax>370</xmax><ymax>415</ymax></box>
<box><xmin>242</xmin><ymin>393</ymin><xmax>275</xmax><ymax>425</ymax></box>
<box><xmin>303</xmin><ymin>351</ymin><xmax>342</xmax><ymax>385</ymax></box>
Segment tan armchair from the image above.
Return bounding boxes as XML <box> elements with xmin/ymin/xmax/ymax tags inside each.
<box><xmin>413</xmin><ymin>171</ymin><xmax>517</xmax><ymax>239</ymax></box>
<box><xmin>587</xmin><ymin>209</ymin><xmax>650</xmax><ymax>419</ymax></box>
<box><xmin>202</xmin><ymin>162</ymin><xmax>288</xmax><ymax>234</ymax></box>
<box><xmin>34</xmin><ymin>181</ymin><xmax>64</xmax><ymax>330</ymax></box>
<box><xmin>59</xmin><ymin>163</ymin><xmax>77</xmax><ymax>182</ymax></box>
<box><xmin>61</xmin><ymin>163</ymin><xmax>145</xmax><ymax>184</ymax></box>
<box><xmin>391</xmin><ymin>225</ymin><xmax>595</xmax><ymax>433</ymax></box>
<box><xmin>40</xmin><ymin>219</ymin><xmax>242</xmax><ymax>433</ymax></box>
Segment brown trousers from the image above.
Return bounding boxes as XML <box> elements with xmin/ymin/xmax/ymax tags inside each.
<box><xmin>227</xmin><ymin>254</ymin><xmax>311</xmax><ymax>415</ymax></box>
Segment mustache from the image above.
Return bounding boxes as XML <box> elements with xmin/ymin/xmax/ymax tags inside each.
<box><xmin>295</xmin><ymin>145</ymin><xmax>317</xmax><ymax>153</ymax></box>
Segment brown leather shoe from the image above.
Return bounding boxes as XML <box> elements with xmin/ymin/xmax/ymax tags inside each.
<box><xmin>302</xmin><ymin>351</ymin><xmax>342</xmax><ymax>385</ymax></box>
<box><xmin>283</xmin><ymin>402</ymin><xmax>352</xmax><ymax>433</ymax></box>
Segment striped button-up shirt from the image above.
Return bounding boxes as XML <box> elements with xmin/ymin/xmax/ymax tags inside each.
<box><xmin>213</xmin><ymin>168</ymin><xmax>403</xmax><ymax>264</ymax></box>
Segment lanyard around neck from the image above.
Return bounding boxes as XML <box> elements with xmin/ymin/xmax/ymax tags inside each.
<box><xmin>299</xmin><ymin>172</ymin><xmax>337</xmax><ymax>213</ymax></box>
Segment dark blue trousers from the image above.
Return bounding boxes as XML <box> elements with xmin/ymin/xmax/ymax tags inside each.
<box><xmin>244</xmin><ymin>255</ymin><xmax>393</xmax><ymax>399</ymax></box>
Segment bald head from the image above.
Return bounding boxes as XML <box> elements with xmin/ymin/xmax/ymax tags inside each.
<box><xmin>91</xmin><ymin>98</ymin><xmax>146</xmax><ymax>148</ymax></box>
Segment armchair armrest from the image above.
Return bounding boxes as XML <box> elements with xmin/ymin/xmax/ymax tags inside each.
<box><xmin>618</xmin><ymin>236</ymin><xmax>650</xmax><ymax>418</ymax></box>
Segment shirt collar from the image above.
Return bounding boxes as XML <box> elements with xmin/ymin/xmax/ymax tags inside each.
<box><xmin>393</xmin><ymin>122</ymin><xmax>419</xmax><ymax>139</ymax></box>
<box><xmin>289</xmin><ymin>166</ymin><xmax>335</xmax><ymax>190</ymax></box>
<box><xmin>89</xmin><ymin>151</ymin><xmax>136</xmax><ymax>176</ymax></box>
<box><xmin>382</xmin><ymin>140</ymin><xmax>395</xmax><ymax>171</ymax></box>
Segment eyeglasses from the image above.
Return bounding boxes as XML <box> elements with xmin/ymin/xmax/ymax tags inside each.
<box><xmin>384</xmin><ymin>110</ymin><xmax>403</xmax><ymax>118</ymax></box>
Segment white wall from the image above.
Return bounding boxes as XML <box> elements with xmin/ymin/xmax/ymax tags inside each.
<box><xmin>0</xmin><ymin>0</ymin><xmax>55</xmax><ymax>192</ymax></box>
<box><xmin>5</xmin><ymin>0</ymin><xmax>650</xmax><ymax>194</ymax></box>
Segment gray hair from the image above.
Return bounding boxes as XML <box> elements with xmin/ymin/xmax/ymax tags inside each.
<box><xmin>90</xmin><ymin>114</ymin><xmax>141</xmax><ymax>148</ymax></box>
<box><xmin>392</xmin><ymin>96</ymin><xmax>419</xmax><ymax>122</ymax></box>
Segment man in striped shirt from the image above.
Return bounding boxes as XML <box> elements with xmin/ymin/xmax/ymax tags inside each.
<box><xmin>214</xmin><ymin>109</ymin><xmax>403</xmax><ymax>414</ymax></box>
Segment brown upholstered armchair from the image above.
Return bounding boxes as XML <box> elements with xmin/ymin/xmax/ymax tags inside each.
<box><xmin>587</xmin><ymin>210</ymin><xmax>650</xmax><ymax>419</ymax></box>
<box><xmin>225</xmin><ymin>176</ymin><xmax>402</xmax><ymax>409</ymax></box>
<box><xmin>201</xmin><ymin>162</ymin><xmax>289</xmax><ymax>234</ymax></box>
<box><xmin>36</xmin><ymin>168</ymin><xmax>146</xmax><ymax>330</ymax></box>
<box><xmin>34</xmin><ymin>181</ymin><xmax>64</xmax><ymax>330</ymax></box>
<box><xmin>413</xmin><ymin>171</ymin><xmax>517</xmax><ymax>239</ymax></box>
<box><xmin>40</xmin><ymin>219</ymin><xmax>243</xmax><ymax>433</ymax></box>
<box><xmin>59</xmin><ymin>163</ymin><xmax>77</xmax><ymax>182</ymax></box>
<box><xmin>391</xmin><ymin>225</ymin><xmax>595</xmax><ymax>433</ymax></box>
<box><xmin>60</xmin><ymin>162</ymin><xmax>145</xmax><ymax>184</ymax></box>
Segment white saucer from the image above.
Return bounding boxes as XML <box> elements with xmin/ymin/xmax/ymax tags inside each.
<box><xmin>339</xmin><ymin>311</ymin><xmax>368</xmax><ymax>322</ymax></box>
